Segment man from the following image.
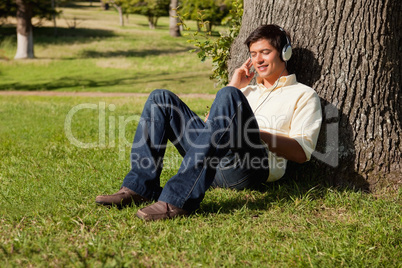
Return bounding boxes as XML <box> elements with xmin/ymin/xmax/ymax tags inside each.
<box><xmin>96</xmin><ymin>25</ymin><xmax>322</xmax><ymax>221</ymax></box>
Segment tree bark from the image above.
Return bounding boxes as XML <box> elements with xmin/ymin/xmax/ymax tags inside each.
<box><xmin>229</xmin><ymin>0</ymin><xmax>402</xmax><ymax>191</ymax></box>
<box><xmin>169</xmin><ymin>0</ymin><xmax>181</xmax><ymax>37</ymax></box>
<box><xmin>51</xmin><ymin>0</ymin><xmax>57</xmax><ymax>36</ymax></box>
<box><xmin>148</xmin><ymin>16</ymin><xmax>157</xmax><ymax>29</ymax></box>
<box><xmin>115</xmin><ymin>4</ymin><xmax>124</xmax><ymax>26</ymax></box>
<box><xmin>14</xmin><ymin>0</ymin><xmax>34</xmax><ymax>59</ymax></box>
<box><xmin>110</xmin><ymin>1</ymin><xmax>124</xmax><ymax>26</ymax></box>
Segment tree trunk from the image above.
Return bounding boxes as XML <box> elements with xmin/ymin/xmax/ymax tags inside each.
<box><xmin>206</xmin><ymin>22</ymin><xmax>212</xmax><ymax>32</ymax></box>
<box><xmin>101</xmin><ymin>0</ymin><xmax>109</xmax><ymax>10</ymax></box>
<box><xmin>229</xmin><ymin>0</ymin><xmax>402</xmax><ymax>191</ymax></box>
<box><xmin>114</xmin><ymin>4</ymin><xmax>124</xmax><ymax>26</ymax></box>
<box><xmin>148</xmin><ymin>16</ymin><xmax>157</xmax><ymax>29</ymax></box>
<box><xmin>51</xmin><ymin>0</ymin><xmax>57</xmax><ymax>36</ymax></box>
<box><xmin>14</xmin><ymin>0</ymin><xmax>34</xmax><ymax>59</ymax></box>
<box><xmin>169</xmin><ymin>0</ymin><xmax>181</xmax><ymax>37</ymax></box>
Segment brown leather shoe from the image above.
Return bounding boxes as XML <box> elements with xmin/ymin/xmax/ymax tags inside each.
<box><xmin>96</xmin><ymin>187</ymin><xmax>150</xmax><ymax>207</ymax></box>
<box><xmin>136</xmin><ymin>201</ymin><xmax>189</xmax><ymax>221</ymax></box>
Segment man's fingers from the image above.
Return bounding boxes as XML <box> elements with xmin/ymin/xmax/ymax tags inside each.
<box><xmin>246</xmin><ymin>71</ymin><xmax>255</xmax><ymax>80</ymax></box>
<box><xmin>242</xmin><ymin>58</ymin><xmax>253</xmax><ymax>76</ymax></box>
<box><xmin>242</xmin><ymin>58</ymin><xmax>252</xmax><ymax>68</ymax></box>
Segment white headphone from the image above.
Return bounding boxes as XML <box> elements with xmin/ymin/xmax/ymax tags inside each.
<box><xmin>278</xmin><ymin>27</ymin><xmax>292</xmax><ymax>62</ymax></box>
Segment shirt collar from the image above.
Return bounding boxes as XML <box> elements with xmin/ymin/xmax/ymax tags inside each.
<box><xmin>256</xmin><ymin>74</ymin><xmax>297</xmax><ymax>91</ymax></box>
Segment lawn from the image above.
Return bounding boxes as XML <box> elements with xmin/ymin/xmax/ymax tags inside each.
<box><xmin>0</xmin><ymin>2</ymin><xmax>401</xmax><ymax>267</ymax></box>
<box><xmin>0</xmin><ymin>94</ymin><xmax>400</xmax><ymax>267</ymax></box>
<box><xmin>0</xmin><ymin>1</ymin><xmax>218</xmax><ymax>94</ymax></box>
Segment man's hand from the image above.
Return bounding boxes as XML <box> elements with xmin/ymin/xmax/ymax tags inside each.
<box><xmin>228</xmin><ymin>58</ymin><xmax>255</xmax><ymax>89</ymax></box>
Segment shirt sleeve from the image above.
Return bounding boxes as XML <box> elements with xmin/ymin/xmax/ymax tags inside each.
<box><xmin>240</xmin><ymin>85</ymin><xmax>253</xmax><ymax>96</ymax></box>
<box><xmin>289</xmin><ymin>91</ymin><xmax>322</xmax><ymax>161</ymax></box>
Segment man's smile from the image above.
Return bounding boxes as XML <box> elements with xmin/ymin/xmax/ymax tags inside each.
<box><xmin>257</xmin><ymin>65</ymin><xmax>268</xmax><ymax>71</ymax></box>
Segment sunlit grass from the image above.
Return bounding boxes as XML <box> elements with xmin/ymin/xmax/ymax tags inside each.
<box><xmin>0</xmin><ymin>1</ymin><xmax>219</xmax><ymax>94</ymax></box>
<box><xmin>0</xmin><ymin>95</ymin><xmax>401</xmax><ymax>267</ymax></box>
<box><xmin>0</xmin><ymin>2</ymin><xmax>400</xmax><ymax>267</ymax></box>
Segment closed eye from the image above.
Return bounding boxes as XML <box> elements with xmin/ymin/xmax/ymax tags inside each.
<box><xmin>249</xmin><ymin>49</ymin><xmax>271</xmax><ymax>58</ymax></box>
<box><xmin>261</xmin><ymin>49</ymin><xmax>271</xmax><ymax>55</ymax></box>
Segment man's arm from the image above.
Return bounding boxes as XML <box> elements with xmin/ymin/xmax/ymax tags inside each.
<box><xmin>204</xmin><ymin>58</ymin><xmax>255</xmax><ymax>123</ymax></box>
<box><xmin>260</xmin><ymin>130</ymin><xmax>307</xmax><ymax>163</ymax></box>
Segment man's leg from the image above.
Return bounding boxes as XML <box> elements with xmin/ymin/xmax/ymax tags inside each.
<box><xmin>211</xmin><ymin>148</ymin><xmax>269</xmax><ymax>190</ymax></box>
<box><xmin>138</xmin><ymin>86</ymin><xmax>265</xmax><ymax>218</ymax></box>
<box><xmin>96</xmin><ymin>89</ymin><xmax>205</xmax><ymax>206</ymax></box>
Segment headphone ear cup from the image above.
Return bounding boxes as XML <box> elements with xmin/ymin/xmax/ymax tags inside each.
<box><xmin>282</xmin><ymin>44</ymin><xmax>292</xmax><ymax>61</ymax></box>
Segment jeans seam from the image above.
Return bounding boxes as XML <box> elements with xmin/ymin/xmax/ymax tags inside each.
<box><xmin>183</xmin><ymin>101</ymin><xmax>242</xmax><ymax>203</ymax></box>
<box><xmin>216</xmin><ymin>168</ymin><xmax>229</xmax><ymax>187</ymax></box>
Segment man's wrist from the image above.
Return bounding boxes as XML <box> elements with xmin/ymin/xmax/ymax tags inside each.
<box><xmin>228</xmin><ymin>82</ymin><xmax>239</xmax><ymax>88</ymax></box>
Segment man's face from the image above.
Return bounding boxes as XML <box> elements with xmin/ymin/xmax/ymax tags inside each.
<box><xmin>249</xmin><ymin>38</ymin><xmax>286</xmax><ymax>84</ymax></box>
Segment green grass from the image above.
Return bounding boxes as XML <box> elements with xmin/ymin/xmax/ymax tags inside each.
<box><xmin>0</xmin><ymin>1</ymin><xmax>218</xmax><ymax>94</ymax></box>
<box><xmin>0</xmin><ymin>95</ymin><xmax>401</xmax><ymax>267</ymax></box>
<box><xmin>0</xmin><ymin>2</ymin><xmax>401</xmax><ymax>267</ymax></box>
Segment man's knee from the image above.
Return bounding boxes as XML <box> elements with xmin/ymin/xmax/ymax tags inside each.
<box><xmin>149</xmin><ymin>89</ymin><xmax>170</xmax><ymax>99</ymax></box>
<box><xmin>216</xmin><ymin>86</ymin><xmax>243</xmax><ymax>102</ymax></box>
<box><xmin>148</xmin><ymin>89</ymin><xmax>178</xmax><ymax>103</ymax></box>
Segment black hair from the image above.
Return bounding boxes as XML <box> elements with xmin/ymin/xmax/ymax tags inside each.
<box><xmin>244</xmin><ymin>24</ymin><xmax>291</xmax><ymax>56</ymax></box>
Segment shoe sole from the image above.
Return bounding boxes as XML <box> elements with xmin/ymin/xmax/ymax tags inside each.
<box><xmin>136</xmin><ymin>209</ymin><xmax>190</xmax><ymax>221</ymax></box>
<box><xmin>96</xmin><ymin>199</ymin><xmax>151</xmax><ymax>209</ymax></box>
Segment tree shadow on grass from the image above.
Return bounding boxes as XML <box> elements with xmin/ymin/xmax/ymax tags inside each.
<box><xmin>136</xmin><ymin>23</ymin><xmax>222</xmax><ymax>37</ymax></box>
<box><xmin>59</xmin><ymin>0</ymin><xmax>99</xmax><ymax>8</ymax></box>
<box><xmin>200</xmin><ymin>175</ymin><xmax>355</xmax><ymax>216</ymax></box>
<box><xmin>0</xmin><ymin>26</ymin><xmax>116</xmax><ymax>45</ymax></box>
<box><xmin>0</xmin><ymin>77</ymin><xmax>111</xmax><ymax>91</ymax></box>
<box><xmin>78</xmin><ymin>47</ymin><xmax>192</xmax><ymax>58</ymax></box>
<box><xmin>137</xmin><ymin>23</ymin><xmax>169</xmax><ymax>31</ymax></box>
<box><xmin>0</xmin><ymin>73</ymin><xmax>199</xmax><ymax>91</ymax></box>
<box><xmin>0</xmin><ymin>25</ymin><xmax>193</xmax><ymax>59</ymax></box>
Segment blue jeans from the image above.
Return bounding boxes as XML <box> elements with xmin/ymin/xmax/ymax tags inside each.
<box><xmin>122</xmin><ymin>87</ymin><xmax>269</xmax><ymax>211</ymax></box>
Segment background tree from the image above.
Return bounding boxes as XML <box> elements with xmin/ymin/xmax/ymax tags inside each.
<box><xmin>180</xmin><ymin>0</ymin><xmax>230</xmax><ymax>32</ymax></box>
<box><xmin>127</xmin><ymin>0</ymin><xmax>170</xmax><ymax>29</ymax></box>
<box><xmin>228</xmin><ymin>0</ymin><xmax>401</xmax><ymax>190</ymax></box>
<box><xmin>0</xmin><ymin>0</ymin><xmax>56</xmax><ymax>59</ymax></box>
<box><xmin>102</xmin><ymin>0</ymin><xmax>135</xmax><ymax>26</ymax></box>
<box><xmin>107</xmin><ymin>0</ymin><xmax>126</xmax><ymax>26</ymax></box>
<box><xmin>169</xmin><ymin>0</ymin><xmax>180</xmax><ymax>37</ymax></box>
<box><xmin>178</xmin><ymin>0</ymin><xmax>242</xmax><ymax>85</ymax></box>
<box><xmin>15</xmin><ymin>0</ymin><xmax>35</xmax><ymax>59</ymax></box>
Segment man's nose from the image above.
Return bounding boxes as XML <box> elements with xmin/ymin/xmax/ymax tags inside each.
<box><xmin>256</xmin><ymin>53</ymin><xmax>264</xmax><ymax>63</ymax></box>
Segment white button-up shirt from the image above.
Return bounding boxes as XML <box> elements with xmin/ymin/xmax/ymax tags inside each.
<box><xmin>241</xmin><ymin>74</ymin><xmax>322</xmax><ymax>181</ymax></box>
